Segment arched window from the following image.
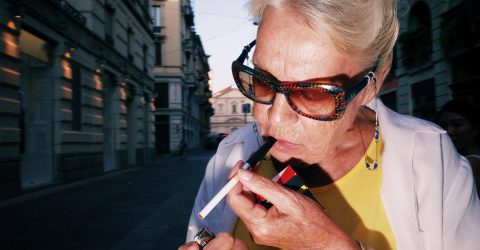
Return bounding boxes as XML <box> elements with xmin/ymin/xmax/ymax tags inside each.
<box><xmin>399</xmin><ymin>1</ymin><xmax>432</xmax><ymax>67</ymax></box>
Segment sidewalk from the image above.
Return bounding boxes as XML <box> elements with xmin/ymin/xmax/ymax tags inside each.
<box><xmin>0</xmin><ymin>150</ymin><xmax>215</xmax><ymax>250</ymax></box>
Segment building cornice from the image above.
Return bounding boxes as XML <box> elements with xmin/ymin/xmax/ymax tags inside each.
<box><xmin>122</xmin><ymin>0</ymin><xmax>155</xmax><ymax>40</ymax></box>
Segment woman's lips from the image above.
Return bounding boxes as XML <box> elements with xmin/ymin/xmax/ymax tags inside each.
<box><xmin>273</xmin><ymin>139</ymin><xmax>301</xmax><ymax>152</ymax></box>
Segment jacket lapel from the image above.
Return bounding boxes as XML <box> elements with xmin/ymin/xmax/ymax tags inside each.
<box><xmin>375</xmin><ymin>100</ymin><xmax>424</xmax><ymax>249</ymax></box>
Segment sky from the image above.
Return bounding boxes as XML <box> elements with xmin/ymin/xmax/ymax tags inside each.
<box><xmin>193</xmin><ymin>0</ymin><xmax>258</xmax><ymax>94</ymax></box>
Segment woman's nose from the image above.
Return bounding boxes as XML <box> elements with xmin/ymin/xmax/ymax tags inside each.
<box><xmin>268</xmin><ymin>94</ymin><xmax>298</xmax><ymax>125</ymax></box>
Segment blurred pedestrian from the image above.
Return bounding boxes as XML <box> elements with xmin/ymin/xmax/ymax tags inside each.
<box><xmin>178</xmin><ymin>137</ymin><xmax>188</xmax><ymax>159</ymax></box>
<box><xmin>437</xmin><ymin>99</ymin><xmax>480</xmax><ymax>196</ymax></box>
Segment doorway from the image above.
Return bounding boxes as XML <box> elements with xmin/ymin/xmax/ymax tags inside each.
<box><xmin>155</xmin><ymin>115</ymin><xmax>170</xmax><ymax>154</ymax></box>
<box><xmin>126</xmin><ymin>94</ymin><xmax>137</xmax><ymax>165</ymax></box>
<box><xmin>19</xmin><ymin>54</ymin><xmax>54</xmax><ymax>189</ymax></box>
<box><xmin>102</xmin><ymin>73</ymin><xmax>118</xmax><ymax>171</ymax></box>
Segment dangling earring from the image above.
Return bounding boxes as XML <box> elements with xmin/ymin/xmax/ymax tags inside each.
<box><xmin>252</xmin><ymin>116</ymin><xmax>261</xmax><ymax>148</ymax></box>
<box><xmin>373</xmin><ymin>105</ymin><xmax>379</xmax><ymax>170</ymax></box>
<box><xmin>366</xmin><ymin>72</ymin><xmax>379</xmax><ymax>171</ymax></box>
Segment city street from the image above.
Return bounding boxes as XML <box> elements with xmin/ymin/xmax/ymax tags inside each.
<box><xmin>0</xmin><ymin>150</ymin><xmax>215</xmax><ymax>250</ymax></box>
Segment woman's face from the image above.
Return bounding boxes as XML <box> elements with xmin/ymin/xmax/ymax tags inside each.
<box><xmin>438</xmin><ymin>111</ymin><xmax>478</xmax><ymax>152</ymax></box>
<box><xmin>252</xmin><ymin>7</ymin><xmax>373</xmax><ymax>165</ymax></box>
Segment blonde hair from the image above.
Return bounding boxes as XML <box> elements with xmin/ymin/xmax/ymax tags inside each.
<box><xmin>249</xmin><ymin>0</ymin><xmax>399</xmax><ymax>74</ymax></box>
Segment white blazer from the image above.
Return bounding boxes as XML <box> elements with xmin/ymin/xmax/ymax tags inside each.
<box><xmin>187</xmin><ymin>100</ymin><xmax>480</xmax><ymax>249</ymax></box>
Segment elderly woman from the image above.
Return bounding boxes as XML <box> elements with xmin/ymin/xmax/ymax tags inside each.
<box><xmin>180</xmin><ymin>0</ymin><xmax>480</xmax><ymax>249</ymax></box>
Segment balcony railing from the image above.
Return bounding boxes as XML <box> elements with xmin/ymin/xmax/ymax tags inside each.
<box><xmin>153</xmin><ymin>26</ymin><xmax>163</xmax><ymax>33</ymax></box>
<box><xmin>183</xmin><ymin>5</ymin><xmax>194</xmax><ymax>27</ymax></box>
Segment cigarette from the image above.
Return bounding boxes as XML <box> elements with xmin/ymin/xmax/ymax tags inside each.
<box><xmin>198</xmin><ymin>162</ymin><xmax>252</xmax><ymax>219</ymax></box>
<box><xmin>198</xmin><ymin>175</ymin><xmax>240</xmax><ymax>220</ymax></box>
<box><xmin>198</xmin><ymin>138</ymin><xmax>276</xmax><ymax>220</ymax></box>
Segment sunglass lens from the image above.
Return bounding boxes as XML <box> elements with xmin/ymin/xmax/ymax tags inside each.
<box><xmin>289</xmin><ymin>88</ymin><xmax>336</xmax><ymax>117</ymax></box>
<box><xmin>238</xmin><ymin>70</ymin><xmax>273</xmax><ymax>103</ymax></box>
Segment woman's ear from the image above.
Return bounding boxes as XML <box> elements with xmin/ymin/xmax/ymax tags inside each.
<box><xmin>375</xmin><ymin>60</ymin><xmax>392</xmax><ymax>92</ymax></box>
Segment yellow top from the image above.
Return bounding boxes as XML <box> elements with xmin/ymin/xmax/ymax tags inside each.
<box><xmin>233</xmin><ymin>134</ymin><xmax>397</xmax><ymax>249</ymax></box>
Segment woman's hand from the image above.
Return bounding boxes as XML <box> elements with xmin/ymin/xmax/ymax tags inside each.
<box><xmin>227</xmin><ymin>161</ymin><xmax>360</xmax><ymax>250</ymax></box>
<box><xmin>178</xmin><ymin>232</ymin><xmax>248</xmax><ymax>250</ymax></box>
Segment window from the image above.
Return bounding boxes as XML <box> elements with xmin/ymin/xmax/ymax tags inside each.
<box><xmin>217</xmin><ymin>103</ymin><xmax>224</xmax><ymax>113</ymax></box>
<box><xmin>400</xmin><ymin>1</ymin><xmax>432</xmax><ymax>67</ymax></box>
<box><xmin>231</xmin><ymin>104</ymin><xmax>237</xmax><ymax>114</ymax></box>
<box><xmin>155</xmin><ymin>42</ymin><xmax>162</xmax><ymax>65</ymax></box>
<box><xmin>104</xmin><ymin>7</ymin><xmax>114</xmax><ymax>43</ymax></box>
<box><xmin>143</xmin><ymin>45</ymin><xmax>148</xmax><ymax>72</ymax></box>
<box><xmin>151</xmin><ymin>5</ymin><xmax>161</xmax><ymax>27</ymax></box>
<box><xmin>127</xmin><ymin>28</ymin><xmax>133</xmax><ymax>60</ymax></box>
<box><xmin>72</xmin><ymin>63</ymin><xmax>82</xmax><ymax>131</ymax></box>
<box><xmin>411</xmin><ymin>78</ymin><xmax>435</xmax><ymax>121</ymax></box>
<box><xmin>155</xmin><ymin>83</ymin><xmax>169</xmax><ymax>108</ymax></box>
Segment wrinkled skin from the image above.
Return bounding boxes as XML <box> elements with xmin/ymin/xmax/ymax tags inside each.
<box><xmin>227</xmin><ymin>162</ymin><xmax>360</xmax><ymax>249</ymax></box>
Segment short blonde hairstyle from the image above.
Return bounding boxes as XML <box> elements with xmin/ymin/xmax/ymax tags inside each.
<box><xmin>249</xmin><ymin>0</ymin><xmax>399</xmax><ymax>74</ymax></box>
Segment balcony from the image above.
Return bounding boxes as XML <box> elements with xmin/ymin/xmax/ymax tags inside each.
<box><xmin>152</xmin><ymin>26</ymin><xmax>165</xmax><ymax>37</ymax></box>
<box><xmin>183</xmin><ymin>5</ymin><xmax>194</xmax><ymax>27</ymax></box>
<box><xmin>185</xmin><ymin>80</ymin><xmax>196</xmax><ymax>89</ymax></box>
<box><xmin>195</xmin><ymin>70</ymin><xmax>206</xmax><ymax>81</ymax></box>
<box><xmin>49</xmin><ymin>0</ymin><xmax>86</xmax><ymax>25</ymax></box>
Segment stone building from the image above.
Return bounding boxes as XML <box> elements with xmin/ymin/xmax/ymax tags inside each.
<box><xmin>151</xmin><ymin>0</ymin><xmax>212</xmax><ymax>154</ymax></box>
<box><xmin>0</xmin><ymin>0</ymin><xmax>155</xmax><ymax>200</ymax></box>
<box><xmin>210</xmin><ymin>86</ymin><xmax>254</xmax><ymax>134</ymax></box>
<box><xmin>380</xmin><ymin>0</ymin><xmax>480</xmax><ymax>120</ymax></box>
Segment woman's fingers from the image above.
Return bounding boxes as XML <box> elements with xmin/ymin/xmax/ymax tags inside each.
<box><xmin>177</xmin><ymin>241</ymin><xmax>199</xmax><ymax>250</ymax></box>
<box><xmin>227</xmin><ymin>161</ymin><xmax>244</xmax><ymax>179</ymax></box>
<box><xmin>236</xmin><ymin>169</ymin><xmax>299</xmax><ymax>213</ymax></box>
<box><xmin>203</xmin><ymin>232</ymin><xmax>235</xmax><ymax>250</ymax></box>
<box><xmin>178</xmin><ymin>234</ymin><xmax>247</xmax><ymax>250</ymax></box>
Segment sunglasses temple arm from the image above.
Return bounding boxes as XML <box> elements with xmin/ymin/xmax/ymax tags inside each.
<box><xmin>345</xmin><ymin>77</ymin><xmax>370</xmax><ymax>103</ymax></box>
<box><xmin>235</xmin><ymin>40</ymin><xmax>256</xmax><ymax>62</ymax></box>
<box><xmin>345</xmin><ymin>58</ymin><xmax>378</xmax><ymax>103</ymax></box>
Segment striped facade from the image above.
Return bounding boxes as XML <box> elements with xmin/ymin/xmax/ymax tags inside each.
<box><xmin>0</xmin><ymin>0</ymin><xmax>155</xmax><ymax>200</ymax></box>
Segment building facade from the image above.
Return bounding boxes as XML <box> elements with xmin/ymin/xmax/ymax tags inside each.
<box><xmin>210</xmin><ymin>86</ymin><xmax>254</xmax><ymax>134</ymax></box>
<box><xmin>380</xmin><ymin>0</ymin><xmax>480</xmax><ymax>120</ymax></box>
<box><xmin>151</xmin><ymin>0</ymin><xmax>212</xmax><ymax>154</ymax></box>
<box><xmin>0</xmin><ymin>0</ymin><xmax>155</xmax><ymax>200</ymax></box>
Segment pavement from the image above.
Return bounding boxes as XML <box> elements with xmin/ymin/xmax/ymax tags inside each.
<box><xmin>0</xmin><ymin>150</ymin><xmax>215</xmax><ymax>250</ymax></box>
